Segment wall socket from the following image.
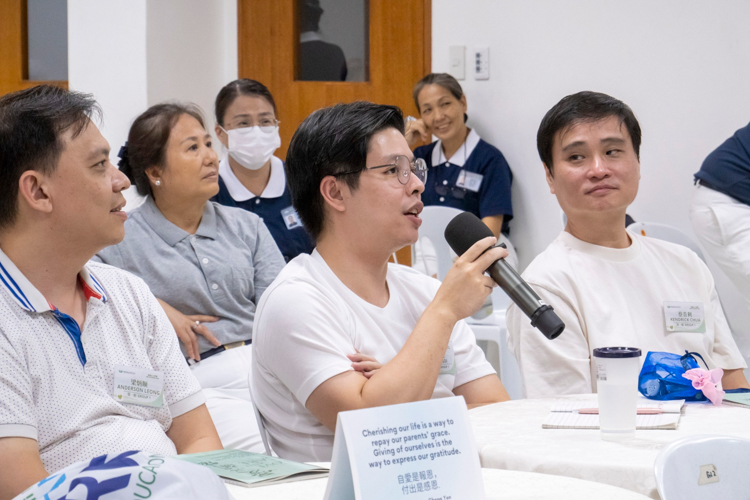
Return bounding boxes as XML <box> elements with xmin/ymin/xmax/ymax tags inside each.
<box><xmin>474</xmin><ymin>47</ymin><xmax>489</xmax><ymax>80</ymax></box>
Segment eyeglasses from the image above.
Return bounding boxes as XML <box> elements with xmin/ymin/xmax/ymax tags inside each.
<box><xmin>226</xmin><ymin>119</ymin><xmax>280</xmax><ymax>134</ymax></box>
<box><xmin>335</xmin><ymin>156</ymin><xmax>428</xmax><ymax>185</ymax></box>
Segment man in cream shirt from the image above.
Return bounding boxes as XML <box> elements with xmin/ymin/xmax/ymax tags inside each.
<box><xmin>507</xmin><ymin>91</ymin><xmax>749</xmax><ymax>399</ymax></box>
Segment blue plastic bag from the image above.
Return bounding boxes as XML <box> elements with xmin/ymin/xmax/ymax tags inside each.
<box><xmin>638</xmin><ymin>351</ymin><xmax>707</xmax><ymax>401</ymax></box>
<box><xmin>639</xmin><ymin>350</ymin><xmax>750</xmax><ymax>401</ymax></box>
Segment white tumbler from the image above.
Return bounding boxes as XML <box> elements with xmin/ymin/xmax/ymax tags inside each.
<box><xmin>593</xmin><ymin>347</ymin><xmax>642</xmax><ymax>441</ymax></box>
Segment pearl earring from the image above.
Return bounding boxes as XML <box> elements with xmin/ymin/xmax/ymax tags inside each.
<box><xmin>155</xmin><ymin>180</ymin><xmax>161</xmax><ymax>186</ymax></box>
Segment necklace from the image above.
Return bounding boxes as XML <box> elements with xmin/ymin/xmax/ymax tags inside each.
<box><xmin>437</xmin><ymin>127</ymin><xmax>471</xmax><ymax>166</ymax></box>
<box><xmin>434</xmin><ymin>128</ymin><xmax>472</xmax><ymax>200</ymax></box>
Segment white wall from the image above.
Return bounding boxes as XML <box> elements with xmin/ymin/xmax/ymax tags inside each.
<box><xmin>147</xmin><ymin>0</ymin><xmax>238</xmax><ymax>127</ymax></box>
<box><xmin>68</xmin><ymin>0</ymin><xmax>148</xmax><ymax>197</ymax></box>
<box><xmin>68</xmin><ymin>0</ymin><xmax>237</xmax><ymax>208</ymax></box>
<box><xmin>431</xmin><ymin>0</ymin><xmax>750</xmax><ymax>353</ymax></box>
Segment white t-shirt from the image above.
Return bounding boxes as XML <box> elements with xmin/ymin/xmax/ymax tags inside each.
<box><xmin>507</xmin><ymin>230</ymin><xmax>747</xmax><ymax>399</ymax></box>
<box><xmin>0</xmin><ymin>250</ymin><xmax>205</xmax><ymax>472</ymax></box>
<box><xmin>251</xmin><ymin>250</ymin><xmax>495</xmax><ymax>461</ymax></box>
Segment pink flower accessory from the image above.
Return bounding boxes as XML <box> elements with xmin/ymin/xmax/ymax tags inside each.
<box><xmin>682</xmin><ymin>367</ymin><xmax>725</xmax><ymax>406</ymax></box>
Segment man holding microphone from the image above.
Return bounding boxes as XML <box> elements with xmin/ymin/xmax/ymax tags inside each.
<box><xmin>251</xmin><ymin>101</ymin><xmax>509</xmax><ymax>462</ymax></box>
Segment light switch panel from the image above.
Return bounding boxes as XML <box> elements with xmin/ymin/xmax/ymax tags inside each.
<box><xmin>449</xmin><ymin>45</ymin><xmax>466</xmax><ymax>80</ymax></box>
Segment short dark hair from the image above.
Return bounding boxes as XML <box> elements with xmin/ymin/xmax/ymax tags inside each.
<box><xmin>0</xmin><ymin>85</ymin><xmax>100</xmax><ymax>229</ymax></box>
<box><xmin>285</xmin><ymin>101</ymin><xmax>404</xmax><ymax>240</ymax></box>
<box><xmin>215</xmin><ymin>79</ymin><xmax>277</xmax><ymax>127</ymax></box>
<box><xmin>119</xmin><ymin>102</ymin><xmax>206</xmax><ymax>197</ymax></box>
<box><xmin>299</xmin><ymin>0</ymin><xmax>323</xmax><ymax>32</ymax></box>
<box><xmin>537</xmin><ymin>91</ymin><xmax>642</xmax><ymax>173</ymax></box>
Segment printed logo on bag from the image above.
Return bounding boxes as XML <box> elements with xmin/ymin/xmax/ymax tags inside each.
<box><xmin>16</xmin><ymin>451</ymin><xmax>231</xmax><ymax>500</ymax></box>
<box><xmin>663</xmin><ymin>302</ymin><xmax>706</xmax><ymax>333</ymax></box>
<box><xmin>19</xmin><ymin>451</ymin><xmax>152</xmax><ymax>500</ymax></box>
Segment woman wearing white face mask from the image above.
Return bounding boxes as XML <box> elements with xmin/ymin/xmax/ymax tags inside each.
<box><xmin>213</xmin><ymin>79</ymin><xmax>314</xmax><ymax>262</ymax></box>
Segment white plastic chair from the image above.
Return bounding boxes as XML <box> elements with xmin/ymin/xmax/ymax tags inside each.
<box><xmin>414</xmin><ymin>206</ymin><xmax>464</xmax><ymax>281</ymax></box>
<box><xmin>628</xmin><ymin>221</ymin><xmax>706</xmax><ymax>262</ymax></box>
<box><xmin>248</xmin><ymin>372</ymin><xmax>274</xmax><ymax>456</ymax></box>
<box><xmin>654</xmin><ymin>434</ymin><xmax>750</xmax><ymax>499</ymax></box>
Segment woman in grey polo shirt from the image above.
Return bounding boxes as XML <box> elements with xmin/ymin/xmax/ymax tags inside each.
<box><xmin>95</xmin><ymin>102</ymin><xmax>285</xmax><ymax>453</ymax></box>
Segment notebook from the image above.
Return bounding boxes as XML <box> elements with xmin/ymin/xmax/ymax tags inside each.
<box><xmin>542</xmin><ymin>398</ymin><xmax>684</xmax><ymax>430</ymax></box>
<box><xmin>177</xmin><ymin>449</ymin><xmax>329</xmax><ymax>488</ymax></box>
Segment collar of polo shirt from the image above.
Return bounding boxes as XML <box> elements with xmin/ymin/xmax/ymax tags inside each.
<box><xmin>0</xmin><ymin>247</ymin><xmax>108</xmax><ymax>367</ymax></box>
<box><xmin>219</xmin><ymin>155</ymin><xmax>286</xmax><ymax>202</ymax></box>
<box><xmin>0</xmin><ymin>247</ymin><xmax>107</xmax><ymax>313</ymax></box>
<box><xmin>139</xmin><ymin>196</ymin><xmax>218</xmax><ymax>247</ymax></box>
<box><xmin>431</xmin><ymin>128</ymin><xmax>481</xmax><ymax>167</ymax></box>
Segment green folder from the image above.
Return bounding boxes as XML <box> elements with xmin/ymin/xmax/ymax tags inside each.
<box><xmin>723</xmin><ymin>393</ymin><xmax>750</xmax><ymax>408</ymax></box>
<box><xmin>178</xmin><ymin>449</ymin><xmax>329</xmax><ymax>488</ymax></box>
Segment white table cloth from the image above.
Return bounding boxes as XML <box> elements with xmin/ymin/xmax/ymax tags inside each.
<box><xmin>469</xmin><ymin>394</ymin><xmax>750</xmax><ymax>499</ymax></box>
<box><xmin>226</xmin><ymin>466</ymin><xmax>651</xmax><ymax>499</ymax></box>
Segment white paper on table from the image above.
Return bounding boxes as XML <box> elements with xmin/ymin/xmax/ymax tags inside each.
<box><xmin>542</xmin><ymin>411</ymin><xmax>681</xmax><ymax>430</ymax></box>
<box><xmin>324</xmin><ymin>396</ymin><xmax>485</xmax><ymax>500</ymax></box>
<box><xmin>550</xmin><ymin>398</ymin><xmax>685</xmax><ymax>414</ymax></box>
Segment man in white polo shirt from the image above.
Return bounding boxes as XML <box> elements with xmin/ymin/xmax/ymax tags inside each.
<box><xmin>0</xmin><ymin>85</ymin><xmax>222</xmax><ymax>499</ymax></box>
<box><xmin>507</xmin><ymin>91</ymin><xmax>749</xmax><ymax>398</ymax></box>
<box><xmin>251</xmin><ymin>101</ymin><xmax>510</xmax><ymax>462</ymax></box>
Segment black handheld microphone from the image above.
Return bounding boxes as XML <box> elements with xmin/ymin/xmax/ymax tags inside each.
<box><xmin>444</xmin><ymin>212</ymin><xmax>565</xmax><ymax>340</ymax></box>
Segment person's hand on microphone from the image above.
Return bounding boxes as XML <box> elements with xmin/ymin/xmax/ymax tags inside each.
<box><xmin>433</xmin><ymin>236</ymin><xmax>508</xmax><ymax>322</ymax></box>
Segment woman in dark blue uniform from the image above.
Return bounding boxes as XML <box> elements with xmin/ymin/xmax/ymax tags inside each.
<box><xmin>405</xmin><ymin>74</ymin><xmax>514</xmax><ymax>247</ymax></box>
<box><xmin>212</xmin><ymin>79</ymin><xmax>314</xmax><ymax>262</ymax></box>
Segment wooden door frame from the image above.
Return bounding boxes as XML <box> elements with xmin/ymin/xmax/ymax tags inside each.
<box><xmin>237</xmin><ymin>0</ymin><xmax>431</xmax><ymax>157</ymax></box>
<box><xmin>237</xmin><ymin>0</ymin><xmax>430</xmax><ymax>266</ymax></box>
<box><xmin>238</xmin><ymin>0</ymin><xmax>431</xmax><ymax>82</ymax></box>
<box><xmin>0</xmin><ymin>0</ymin><xmax>67</xmax><ymax>96</ymax></box>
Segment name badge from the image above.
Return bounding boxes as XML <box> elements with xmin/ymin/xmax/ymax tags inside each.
<box><xmin>114</xmin><ymin>365</ymin><xmax>164</xmax><ymax>408</ymax></box>
<box><xmin>663</xmin><ymin>301</ymin><xmax>706</xmax><ymax>333</ymax></box>
<box><xmin>281</xmin><ymin>205</ymin><xmax>303</xmax><ymax>230</ymax></box>
<box><xmin>455</xmin><ymin>170</ymin><xmax>483</xmax><ymax>192</ymax></box>
<box><xmin>440</xmin><ymin>341</ymin><xmax>456</xmax><ymax>375</ymax></box>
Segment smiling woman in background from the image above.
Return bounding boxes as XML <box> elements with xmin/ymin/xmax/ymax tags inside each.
<box><xmin>94</xmin><ymin>102</ymin><xmax>285</xmax><ymax>452</ymax></box>
<box><xmin>212</xmin><ymin>79</ymin><xmax>314</xmax><ymax>262</ymax></box>
<box><xmin>406</xmin><ymin>73</ymin><xmax>517</xmax><ymax>268</ymax></box>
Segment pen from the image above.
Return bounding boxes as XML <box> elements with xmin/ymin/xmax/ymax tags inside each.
<box><xmin>575</xmin><ymin>408</ymin><xmax>664</xmax><ymax>415</ymax></box>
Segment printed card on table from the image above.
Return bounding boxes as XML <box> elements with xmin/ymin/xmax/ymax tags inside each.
<box><xmin>324</xmin><ymin>396</ymin><xmax>485</xmax><ymax>500</ymax></box>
